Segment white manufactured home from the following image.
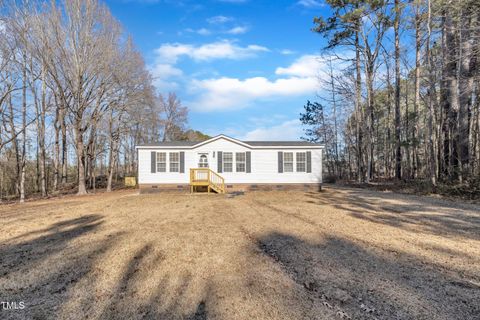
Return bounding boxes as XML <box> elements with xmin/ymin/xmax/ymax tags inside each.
<box><xmin>136</xmin><ymin>134</ymin><xmax>324</xmax><ymax>193</ymax></box>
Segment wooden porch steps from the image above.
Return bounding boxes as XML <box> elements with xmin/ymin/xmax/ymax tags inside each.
<box><xmin>190</xmin><ymin>168</ymin><xmax>225</xmax><ymax>194</ymax></box>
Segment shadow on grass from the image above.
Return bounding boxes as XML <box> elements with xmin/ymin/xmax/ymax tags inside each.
<box><xmin>98</xmin><ymin>244</ymin><xmax>209</xmax><ymax>320</ymax></box>
<box><xmin>257</xmin><ymin>232</ymin><xmax>479</xmax><ymax>320</ymax></box>
<box><xmin>306</xmin><ymin>187</ymin><xmax>480</xmax><ymax>240</ymax></box>
<box><xmin>0</xmin><ymin>200</ymin><xmax>90</xmax><ymax>223</ymax></box>
<box><xmin>1</xmin><ymin>213</ymin><xmax>210</xmax><ymax>320</ymax></box>
<box><xmin>0</xmin><ymin>214</ymin><xmax>124</xmax><ymax>320</ymax></box>
<box><xmin>8</xmin><ymin>214</ymin><xmax>103</xmax><ymax>242</ymax></box>
<box><xmin>1</xmin><ymin>214</ymin><xmax>104</xmax><ymax>275</ymax></box>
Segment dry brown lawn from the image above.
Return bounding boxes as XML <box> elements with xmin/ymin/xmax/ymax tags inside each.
<box><xmin>0</xmin><ymin>186</ymin><xmax>479</xmax><ymax>320</ymax></box>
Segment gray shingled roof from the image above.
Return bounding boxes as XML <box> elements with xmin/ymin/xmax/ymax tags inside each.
<box><xmin>137</xmin><ymin>139</ymin><xmax>320</xmax><ymax>147</ymax></box>
<box><xmin>138</xmin><ymin>141</ymin><xmax>199</xmax><ymax>147</ymax></box>
<box><xmin>244</xmin><ymin>141</ymin><xmax>318</xmax><ymax>146</ymax></box>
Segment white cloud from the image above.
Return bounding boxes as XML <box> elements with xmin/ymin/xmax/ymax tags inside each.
<box><xmin>185</xmin><ymin>23</ymin><xmax>249</xmax><ymax>37</ymax></box>
<box><xmin>225</xmin><ymin>26</ymin><xmax>249</xmax><ymax>34</ymax></box>
<box><xmin>197</xmin><ymin>28</ymin><xmax>211</xmax><ymax>36</ymax></box>
<box><xmin>205</xmin><ymin>16</ymin><xmax>249</xmax><ymax>36</ymax></box>
<box><xmin>275</xmin><ymin>55</ymin><xmax>323</xmax><ymax>78</ymax></box>
<box><xmin>238</xmin><ymin>119</ymin><xmax>304</xmax><ymax>141</ymax></box>
<box><xmin>155</xmin><ymin>44</ymin><xmax>190</xmax><ymax>64</ymax></box>
<box><xmin>185</xmin><ymin>54</ymin><xmax>325</xmax><ymax>111</ymax></box>
<box><xmin>280</xmin><ymin>49</ymin><xmax>296</xmax><ymax>55</ymax></box>
<box><xmin>149</xmin><ymin>63</ymin><xmax>183</xmax><ymax>91</ymax></box>
<box><xmin>185</xmin><ymin>27</ymin><xmax>211</xmax><ymax>36</ymax></box>
<box><xmin>151</xmin><ymin>63</ymin><xmax>183</xmax><ymax>78</ymax></box>
<box><xmin>297</xmin><ymin>0</ymin><xmax>324</xmax><ymax>8</ymax></box>
<box><xmin>248</xmin><ymin>114</ymin><xmax>288</xmax><ymax>127</ymax></box>
<box><xmin>189</xmin><ymin>76</ymin><xmax>318</xmax><ymax>111</ymax></box>
<box><xmin>150</xmin><ymin>40</ymin><xmax>270</xmax><ymax>92</ymax></box>
<box><xmin>155</xmin><ymin>40</ymin><xmax>269</xmax><ymax>64</ymax></box>
<box><xmin>207</xmin><ymin>15</ymin><xmax>233</xmax><ymax>24</ymax></box>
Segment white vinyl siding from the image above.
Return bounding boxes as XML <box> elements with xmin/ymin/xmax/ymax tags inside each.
<box><xmin>223</xmin><ymin>152</ymin><xmax>233</xmax><ymax>172</ymax></box>
<box><xmin>137</xmin><ymin>136</ymin><xmax>322</xmax><ymax>185</ymax></box>
<box><xmin>283</xmin><ymin>152</ymin><xmax>293</xmax><ymax>172</ymax></box>
<box><xmin>169</xmin><ymin>152</ymin><xmax>180</xmax><ymax>172</ymax></box>
<box><xmin>156</xmin><ymin>152</ymin><xmax>166</xmax><ymax>172</ymax></box>
<box><xmin>296</xmin><ymin>152</ymin><xmax>306</xmax><ymax>172</ymax></box>
<box><xmin>236</xmin><ymin>152</ymin><xmax>246</xmax><ymax>172</ymax></box>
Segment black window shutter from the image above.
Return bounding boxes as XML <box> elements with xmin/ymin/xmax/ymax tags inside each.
<box><xmin>246</xmin><ymin>151</ymin><xmax>251</xmax><ymax>173</ymax></box>
<box><xmin>180</xmin><ymin>151</ymin><xmax>185</xmax><ymax>173</ymax></box>
<box><xmin>306</xmin><ymin>151</ymin><xmax>312</xmax><ymax>173</ymax></box>
<box><xmin>217</xmin><ymin>151</ymin><xmax>223</xmax><ymax>173</ymax></box>
<box><xmin>278</xmin><ymin>151</ymin><xmax>283</xmax><ymax>173</ymax></box>
<box><xmin>151</xmin><ymin>151</ymin><xmax>156</xmax><ymax>173</ymax></box>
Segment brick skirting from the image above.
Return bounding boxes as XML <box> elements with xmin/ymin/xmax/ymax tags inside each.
<box><xmin>139</xmin><ymin>183</ymin><xmax>322</xmax><ymax>193</ymax></box>
<box><xmin>139</xmin><ymin>184</ymin><xmax>190</xmax><ymax>193</ymax></box>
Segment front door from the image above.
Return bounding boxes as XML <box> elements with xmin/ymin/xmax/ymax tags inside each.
<box><xmin>198</xmin><ymin>153</ymin><xmax>209</xmax><ymax>168</ymax></box>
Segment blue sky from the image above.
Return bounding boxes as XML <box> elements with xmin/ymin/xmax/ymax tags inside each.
<box><xmin>106</xmin><ymin>0</ymin><xmax>330</xmax><ymax>140</ymax></box>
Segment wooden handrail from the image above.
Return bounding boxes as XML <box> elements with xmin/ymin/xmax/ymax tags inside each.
<box><xmin>190</xmin><ymin>168</ymin><xmax>225</xmax><ymax>193</ymax></box>
<box><xmin>209</xmin><ymin>169</ymin><xmax>225</xmax><ymax>193</ymax></box>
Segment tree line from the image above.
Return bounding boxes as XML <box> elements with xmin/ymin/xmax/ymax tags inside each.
<box><xmin>0</xmin><ymin>0</ymin><xmax>201</xmax><ymax>202</ymax></box>
<box><xmin>302</xmin><ymin>0</ymin><xmax>479</xmax><ymax>192</ymax></box>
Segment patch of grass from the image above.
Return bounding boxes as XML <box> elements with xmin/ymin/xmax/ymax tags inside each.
<box><xmin>0</xmin><ymin>188</ymin><xmax>479</xmax><ymax>319</ymax></box>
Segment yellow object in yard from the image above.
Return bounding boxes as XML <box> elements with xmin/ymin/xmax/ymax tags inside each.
<box><xmin>189</xmin><ymin>168</ymin><xmax>225</xmax><ymax>193</ymax></box>
<box><xmin>124</xmin><ymin>176</ymin><xmax>136</xmax><ymax>187</ymax></box>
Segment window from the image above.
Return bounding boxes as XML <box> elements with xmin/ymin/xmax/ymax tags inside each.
<box><xmin>156</xmin><ymin>152</ymin><xmax>166</xmax><ymax>172</ymax></box>
<box><xmin>223</xmin><ymin>152</ymin><xmax>233</xmax><ymax>172</ymax></box>
<box><xmin>198</xmin><ymin>154</ymin><xmax>208</xmax><ymax>168</ymax></box>
<box><xmin>236</xmin><ymin>152</ymin><xmax>246</xmax><ymax>172</ymax></box>
<box><xmin>284</xmin><ymin>152</ymin><xmax>293</xmax><ymax>172</ymax></box>
<box><xmin>169</xmin><ymin>152</ymin><xmax>180</xmax><ymax>172</ymax></box>
<box><xmin>296</xmin><ymin>152</ymin><xmax>306</xmax><ymax>172</ymax></box>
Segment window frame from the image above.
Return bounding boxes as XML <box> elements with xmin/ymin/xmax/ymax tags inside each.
<box><xmin>283</xmin><ymin>152</ymin><xmax>294</xmax><ymax>173</ymax></box>
<box><xmin>223</xmin><ymin>152</ymin><xmax>233</xmax><ymax>173</ymax></box>
<box><xmin>296</xmin><ymin>152</ymin><xmax>306</xmax><ymax>172</ymax></box>
<box><xmin>198</xmin><ymin>154</ymin><xmax>209</xmax><ymax>168</ymax></box>
<box><xmin>156</xmin><ymin>152</ymin><xmax>167</xmax><ymax>173</ymax></box>
<box><xmin>235</xmin><ymin>152</ymin><xmax>246</xmax><ymax>172</ymax></box>
<box><xmin>169</xmin><ymin>152</ymin><xmax>180</xmax><ymax>172</ymax></box>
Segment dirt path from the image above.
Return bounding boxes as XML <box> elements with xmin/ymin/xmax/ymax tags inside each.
<box><xmin>0</xmin><ymin>187</ymin><xmax>479</xmax><ymax>319</ymax></box>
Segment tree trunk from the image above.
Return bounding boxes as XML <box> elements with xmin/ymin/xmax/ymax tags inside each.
<box><xmin>355</xmin><ymin>27</ymin><xmax>364</xmax><ymax>183</ymax></box>
<box><xmin>458</xmin><ymin>7</ymin><xmax>475</xmax><ymax>182</ymax></box>
<box><xmin>328</xmin><ymin>58</ymin><xmax>340</xmax><ymax>177</ymax></box>
<box><xmin>91</xmin><ymin>139</ymin><xmax>97</xmax><ymax>193</ymax></box>
<box><xmin>405</xmin><ymin>78</ymin><xmax>411</xmax><ymax>179</ymax></box>
<box><xmin>7</xmin><ymin>91</ymin><xmax>20</xmax><ymax>196</ymax></box>
<box><xmin>85</xmin><ymin>119</ymin><xmax>98</xmax><ymax>190</ymax></box>
<box><xmin>75</xmin><ymin>128</ymin><xmax>87</xmax><ymax>195</ymax></box>
<box><xmin>106</xmin><ymin>139</ymin><xmax>117</xmax><ymax>192</ymax></box>
<box><xmin>426</xmin><ymin>0</ymin><xmax>437</xmax><ymax>187</ymax></box>
<box><xmin>106</xmin><ymin>111</ymin><xmax>116</xmax><ymax>192</ymax></box>
<box><xmin>60</xmin><ymin>104</ymin><xmax>68</xmax><ymax>185</ymax></box>
<box><xmin>19</xmin><ymin>52</ymin><xmax>27</xmax><ymax>203</ymax></box>
<box><xmin>53</xmin><ymin>105</ymin><xmax>60</xmax><ymax>191</ymax></box>
<box><xmin>447</xmin><ymin>13</ymin><xmax>459</xmax><ymax>181</ymax></box>
<box><xmin>394</xmin><ymin>0</ymin><xmax>402</xmax><ymax>180</ymax></box>
<box><xmin>365</xmin><ymin>63</ymin><xmax>375</xmax><ymax>182</ymax></box>
<box><xmin>413</xmin><ymin>0</ymin><xmax>421</xmax><ymax>178</ymax></box>
<box><xmin>385</xmin><ymin>55</ymin><xmax>393</xmax><ymax>179</ymax></box>
<box><xmin>474</xmin><ymin>94</ymin><xmax>480</xmax><ymax>176</ymax></box>
<box><xmin>39</xmin><ymin>65</ymin><xmax>47</xmax><ymax>197</ymax></box>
